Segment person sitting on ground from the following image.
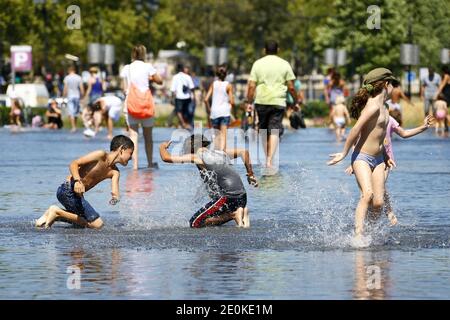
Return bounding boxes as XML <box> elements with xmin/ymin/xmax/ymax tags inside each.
<box><xmin>44</xmin><ymin>99</ymin><xmax>63</xmax><ymax>130</ymax></box>
<box><xmin>32</xmin><ymin>115</ymin><xmax>44</xmax><ymax>128</ymax></box>
<box><xmin>9</xmin><ymin>99</ymin><xmax>23</xmax><ymax>127</ymax></box>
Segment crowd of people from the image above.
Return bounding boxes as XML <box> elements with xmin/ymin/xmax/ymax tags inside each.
<box><xmin>26</xmin><ymin>40</ymin><xmax>449</xmax><ymax>247</ymax></box>
<box><xmin>5</xmin><ymin>51</ymin><xmax>448</xmax><ymax>142</ymax></box>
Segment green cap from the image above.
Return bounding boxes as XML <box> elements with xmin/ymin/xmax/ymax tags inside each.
<box><xmin>363</xmin><ymin>67</ymin><xmax>399</xmax><ymax>85</ymax></box>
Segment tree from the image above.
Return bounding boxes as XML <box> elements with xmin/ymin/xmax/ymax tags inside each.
<box><xmin>315</xmin><ymin>0</ymin><xmax>450</xmax><ymax>78</ymax></box>
<box><xmin>408</xmin><ymin>0</ymin><xmax>450</xmax><ymax>69</ymax></box>
<box><xmin>315</xmin><ymin>0</ymin><xmax>410</xmax><ymax>78</ymax></box>
<box><xmin>1</xmin><ymin>0</ymin><xmax>447</xmax><ymax>79</ymax></box>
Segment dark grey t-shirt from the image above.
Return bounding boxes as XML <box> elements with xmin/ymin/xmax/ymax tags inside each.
<box><xmin>198</xmin><ymin>149</ymin><xmax>246</xmax><ymax>198</ymax></box>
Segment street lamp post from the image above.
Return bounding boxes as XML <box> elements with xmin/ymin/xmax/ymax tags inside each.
<box><xmin>292</xmin><ymin>44</ymin><xmax>299</xmax><ymax>76</ymax></box>
<box><xmin>400</xmin><ymin>17</ymin><xmax>420</xmax><ymax>98</ymax></box>
<box><xmin>441</xmin><ymin>48</ymin><xmax>449</xmax><ymax>65</ymax></box>
<box><xmin>34</xmin><ymin>0</ymin><xmax>59</xmax><ymax>75</ymax></box>
<box><xmin>136</xmin><ymin>0</ymin><xmax>160</xmax><ymax>50</ymax></box>
<box><xmin>324</xmin><ymin>48</ymin><xmax>346</xmax><ymax>68</ymax></box>
<box><xmin>33</xmin><ymin>0</ymin><xmax>48</xmax><ymax>74</ymax></box>
<box><xmin>400</xmin><ymin>44</ymin><xmax>419</xmax><ymax>98</ymax></box>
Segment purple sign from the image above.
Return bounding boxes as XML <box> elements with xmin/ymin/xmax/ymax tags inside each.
<box><xmin>11</xmin><ymin>46</ymin><xmax>32</xmax><ymax>72</ymax></box>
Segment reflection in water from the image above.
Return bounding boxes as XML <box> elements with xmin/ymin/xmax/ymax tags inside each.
<box><xmin>184</xmin><ymin>251</ymin><xmax>256</xmax><ymax>298</ymax></box>
<box><xmin>0</xmin><ymin>128</ymin><xmax>449</xmax><ymax>299</ymax></box>
<box><xmin>353</xmin><ymin>251</ymin><xmax>391</xmax><ymax>300</ymax></box>
<box><xmin>123</xmin><ymin>169</ymin><xmax>155</xmax><ymax>224</ymax></box>
<box><xmin>125</xmin><ymin>169</ymin><xmax>154</xmax><ymax>195</ymax></box>
<box><xmin>62</xmin><ymin>248</ymin><xmax>129</xmax><ymax>297</ymax></box>
<box><xmin>258</xmin><ymin>173</ymin><xmax>285</xmax><ymax>191</ymax></box>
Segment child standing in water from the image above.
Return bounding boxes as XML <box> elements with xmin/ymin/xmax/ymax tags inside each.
<box><xmin>328</xmin><ymin>68</ymin><xmax>398</xmax><ymax>244</ymax></box>
<box><xmin>434</xmin><ymin>94</ymin><xmax>448</xmax><ymax>134</ymax></box>
<box><xmin>204</xmin><ymin>66</ymin><xmax>235</xmax><ymax>151</ymax></box>
<box><xmin>160</xmin><ymin>134</ymin><xmax>258</xmax><ymax>228</ymax></box>
<box><xmin>346</xmin><ymin>114</ymin><xmax>435</xmax><ymax>226</ymax></box>
<box><xmin>36</xmin><ymin>135</ymin><xmax>134</xmax><ymax>229</ymax></box>
<box><xmin>330</xmin><ymin>95</ymin><xmax>351</xmax><ymax>142</ymax></box>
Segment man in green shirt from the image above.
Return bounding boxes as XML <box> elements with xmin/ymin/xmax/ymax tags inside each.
<box><xmin>246</xmin><ymin>40</ymin><xmax>300</xmax><ymax>173</ymax></box>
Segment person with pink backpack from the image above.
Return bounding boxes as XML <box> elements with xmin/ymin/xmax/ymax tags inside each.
<box><xmin>120</xmin><ymin>45</ymin><xmax>163</xmax><ymax>170</ymax></box>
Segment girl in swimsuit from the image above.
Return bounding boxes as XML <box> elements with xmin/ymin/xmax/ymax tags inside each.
<box><xmin>328</xmin><ymin>68</ymin><xmax>398</xmax><ymax>245</ymax></box>
<box><xmin>434</xmin><ymin>94</ymin><xmax>448</xmax><ymax>134</ymax></box>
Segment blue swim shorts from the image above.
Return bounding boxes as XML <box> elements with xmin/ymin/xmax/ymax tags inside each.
<box><xmin>56</xmin><ymin>180</ymin><xmax>100</xmax><ymax>223</ymax></box>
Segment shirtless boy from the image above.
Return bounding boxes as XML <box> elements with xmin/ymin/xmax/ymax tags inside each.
<box><xmin>386</xmin><ymin>82</ymin><xmax>414</xmax><ymax>126</ymax></box>
<box><xmin>36</xmin><ymin>135</ymin><xmax>134</xmax><ymax>229</ymax></box>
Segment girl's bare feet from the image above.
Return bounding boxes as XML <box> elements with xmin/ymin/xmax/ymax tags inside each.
<box><xmin>387</xmin><ymin>211</ymin><xmax>398</xmax><ymax>226</ymax></box>
<box><xmin>351</xmin><ymin>233</ymin><xmax>371</xmax><ymax>248</ymax></box>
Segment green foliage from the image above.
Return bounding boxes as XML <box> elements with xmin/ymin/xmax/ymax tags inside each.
<box><xmin>302</xmin><ymin>100</ymin><xmax>329</xmax><ymax>118</ymax></box>
<box><xmin>0</xmin><ymin>106</ymin><xmax>10</xmax><ymax>125</ymax></box>
<box><xmin>0</xmin><ymin>0</ymin><xmax>448</xmax><ymax>78</ymax></box>
<box><xmin>0</xmin><ymin>0</ymin><xmax>160</xmax><ymax>71</ymax></box>
<box><xmin>315</xmin><ymin>0</ymin><xmax>450</xmax><ymax>77</ymax></box>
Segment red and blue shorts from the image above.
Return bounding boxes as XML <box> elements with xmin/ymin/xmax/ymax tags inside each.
<box><xmin>189</xmin><ymin>194</ymin><xmax>247</xmax><ymax>228</ymax></box>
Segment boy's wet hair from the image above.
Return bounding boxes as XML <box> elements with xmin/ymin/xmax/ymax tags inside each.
<box><xmin>110</xmin><ymin>135</ymin><xmax>134</xmax><ymax>151</ymax></box>
<box><xmin>183</xmin><ymin>134</ymin><xmax>211</xmax><ymax>154</ymax></box>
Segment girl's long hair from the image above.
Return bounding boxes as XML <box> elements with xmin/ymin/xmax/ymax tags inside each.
<box><xmin>350</xmin><ymin>80</ymin><xmax>387</xmax><ymax>119</ymax></box>
<box><xmin>131</xmin><ymin>44</ymin><xmax>147</xmax><ymax>61</ymax></box>
<box><xmin>331</xmin><ymin>72</ymin><xmax>341</xmax><ymax>87</ymax></box>
<box><xmin>216</xmin><ymin>66</ymin><xmax>227</xmax><ymax>81</ymax></box>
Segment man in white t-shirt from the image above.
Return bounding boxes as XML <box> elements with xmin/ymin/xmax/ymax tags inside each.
<box><xmin>170</xmin><ymin>64</ymin><xmax>195</xmax><ymax>129</ymax></box>
<box><xmin>63</xmin><ymin>65</ymin><xmax>85</xmax><ymax>132</ymax></box>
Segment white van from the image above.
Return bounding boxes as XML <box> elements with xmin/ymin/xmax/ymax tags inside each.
<box><xmin>0</xmin><ymin>94</ymin><xmax>12</xmax><ymax>107</ymax></box>
<box><xmin>6</xmin><ymin>84</ymin><xmax>49</xmax><ymax>108</ymax></box>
